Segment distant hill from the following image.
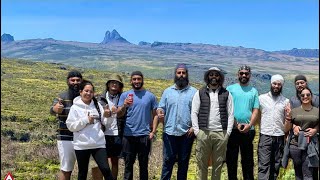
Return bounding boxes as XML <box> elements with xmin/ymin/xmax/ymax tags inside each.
<box><xmin>274</xmin><ymin>48</ymin><xmax>319</xmax><ymax>58</ymax></box>
<box><xmin>101</xmin><ymin>29</ymin><xmax>130</xmax><ymax>44</ymax></box>
<box><xmin>1</xmin><ymin>31</ymin><xmax>319</xmax><ymax>89</ymax></box>
<box><xmin>1</xmin><ymin>33</ymin><xmax>14</xmax><ymax>42</ymax></box>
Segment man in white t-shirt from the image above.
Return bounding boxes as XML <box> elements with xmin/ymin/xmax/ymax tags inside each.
<box><xmin>97</xmin><ymin>74</ymin><xmax>124</xmax><ymax>180</ymax></box>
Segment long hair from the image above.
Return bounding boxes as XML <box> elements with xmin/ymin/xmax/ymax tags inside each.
<box><xmin>203</xmin><ymin>70</ymin><xmax>225</xmax><ymax>87</ymax></box>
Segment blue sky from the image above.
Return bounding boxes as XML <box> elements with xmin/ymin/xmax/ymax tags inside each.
<box><xmin>1</xmin><ymin>0</ymin><xmax>319</xmax><ymax>51</ymax></box>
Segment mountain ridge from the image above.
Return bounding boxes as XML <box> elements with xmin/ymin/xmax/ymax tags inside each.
<box><xmin>274</xmin><ymin>48</ymin><xmax>319</xmax><ymax>58</ymax></box>
<box><xmin>1</xmin><ymin>37</ymin><xmax>318</xmax><ymax>60</ymax></box>
<box><xmin>1</xmin><ymin>32</ymin><xmax>318</xmax><ymax>56</ymax></box>
<box><xmin>1</xmin><ymin>31</ymin><xmax>318</xmax><ymax>87</ymax></box>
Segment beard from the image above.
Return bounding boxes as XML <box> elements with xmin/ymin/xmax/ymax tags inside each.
<box><xmin>209</xmin><ymin>77</ymin><xmax>220</xmax><ymax>86</ymax></box>
<box><xmin>174</xmin><ymin>76</ymin><xmax>189</xmax><ymax>89</ymax></box>
<box><xmin>238</xmin><ymin>77</ymin><xmax>249</xmax><ymax>84</ymax></box>
<box><xmin>271</xmin><ymin>86</ymin><xmax>282</xmax><ymax>96</ymax></box>
<box><xmin>131</xmin><ymin>81</ymin><xmax>144</xmax><ymax>90</ymax></box>
<box><xmin>68</xmin><ymin>83</ymin><xmax>80</xmax><ymax>99</ymax></box>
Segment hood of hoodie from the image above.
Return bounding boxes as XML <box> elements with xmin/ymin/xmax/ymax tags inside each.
<box><xmin>73</xmin><ymin>96</ymin><xmax>90</xmax><ymax>108</ymax></box>
<box><xmin>73</xmin><ymin>96</ymin><xmax>99</xmax><ymax>117</ymax></box>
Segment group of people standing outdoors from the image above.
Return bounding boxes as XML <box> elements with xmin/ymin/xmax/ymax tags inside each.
<box><xmin>50</xmin><ymin>64</ymin><xmax>318</xmax><ymax>180</ymax></box>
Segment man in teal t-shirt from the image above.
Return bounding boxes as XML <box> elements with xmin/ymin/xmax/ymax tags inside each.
<box><xmin>226</xmin><ymin>65</ymin><xmax>259</xmax><ymax>180</ymax></box>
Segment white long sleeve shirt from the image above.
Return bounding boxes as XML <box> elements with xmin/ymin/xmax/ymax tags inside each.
<box><xmin>259</xmin><ymin>92</ymin><xmax>289</xmax><ymax>136</ymax></box>
<box><xmin>104</xmin><ymin>92</ymin><xmax>119</xmax><ymax>136</ymax></box>
<box><xmin>191</xmin><ymin>87</ymin><xmax>234</xmax><ymax>136</ymax></box>
<box><xmin>66</xmin><ymin>96</ymin><xmax>107</xmax><ymax>150</ymax></box>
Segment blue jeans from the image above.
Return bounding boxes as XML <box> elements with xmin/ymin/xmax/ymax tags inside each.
<box><xmin>161</xmin><ymin>132</ymin><xmax>195</xmax><ymax>180</ymax></box>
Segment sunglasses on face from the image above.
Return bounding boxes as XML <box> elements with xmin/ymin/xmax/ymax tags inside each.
<box><xmin>109</xmin><ymin>81</ymin><xmax>120</xmax><ymax>85</ymax></box>
<box><xmin>239</xmin><ymin>72</ymin><xmax>250</xmax><ymax>76</ymax></box>
<box><xmin>176</xmin><ymin>71</ymin><xmax>186</xmax><ymax>75</ymax></box>
<box><xmin>300</xmin><ymin>93</ymin><xmax>311</xmax><ymax>98</ymax></box>
<box><xmin>209</xmin><ymin>72</ymin><xmax>220</xmax><ymax>77</ymax></box>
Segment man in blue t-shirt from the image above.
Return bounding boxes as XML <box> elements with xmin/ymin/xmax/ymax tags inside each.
<box><xmin>117</xmin><ymin>71</ymin><xmax>158</xmax><ymax>180</ymax></box>
<box><xmin>226</xmin><ymin>65</ymin><xmax>260</xmax><ymax>180</ymax></box>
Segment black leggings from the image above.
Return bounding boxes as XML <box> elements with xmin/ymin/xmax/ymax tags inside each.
<box><xmin>75</xmin><ymin>148</ymin><xmax>113</xmax><ymax>180</ymax></box>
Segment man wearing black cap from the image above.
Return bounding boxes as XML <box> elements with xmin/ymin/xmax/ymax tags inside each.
<box><xmin>117</xmin><ymin>71</ymin><xmax>158</xmax><ymax>180</ymax></box>
<box><xmin>156</xmin><ymin>63</ymin><xmax>197</xmax><ymax>180</ymax></box>
<box><xmin>50</xmin><ymin>70</ymin><xmax>82</xmax><ymax>180</ymax></box>
<box><xmin>290</xmin><ymin>74</ymin><xmax>319</xmax><ymax>108</ymax></box>
<box><xmin>225</xmin><ymin>65</ymin><xmax>260</xmax><ymax>180</ymax></box>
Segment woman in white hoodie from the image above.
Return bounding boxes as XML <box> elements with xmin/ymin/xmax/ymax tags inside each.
<box><xmin>66</xmin><ymin>80</ymin><xmax>113</xmax><ymax>180</ymax></box>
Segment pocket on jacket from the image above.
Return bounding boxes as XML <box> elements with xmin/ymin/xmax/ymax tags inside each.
<box><xmin>78</xmin><ymin>133</ymin><xmax>89</xmax><ymax>142</ymax></box>
<box><xmin>308</xmin><ymin>152</ymin><xmax>319</xmax><ymax>167</ymax></box>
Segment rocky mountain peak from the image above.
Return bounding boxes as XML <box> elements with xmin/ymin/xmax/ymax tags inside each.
<box><xmin>101</xmin><ymin>29</ymin><xmax>130</xmax><ymax>44</ymax></box>
<box><xmin>1</xmin><ymin>33</ymin><xmax>14</xmax><ymax>42</ymax></box>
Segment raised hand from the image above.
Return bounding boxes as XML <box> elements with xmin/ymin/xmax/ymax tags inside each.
<box><xmin>124</xmin><ymin>94</ymin><xmax>133</xmax><ymax>107</ymax></box>
<box><xmin>54</xmin><ymin>98</ymin><xmax>64</xmax><ymax>114</ymax></box>
<box><xmin>88</xmin><ymin>112</ymin><xmax>95</xmax><ymax>124</ymax></box>
<box><xmin>111</xmin><ymin>105</ymin><xmax>118</xmax><ymax>117</ymax></box>
<box><xmin>103</xmin><ymin>104</ymin><xmax>111</xmax><ymax>118</ymax></box>
<box><xmin>284</xmin><ymin>103</ymin><xmax>292</xmax><ymax>120</ymax></box>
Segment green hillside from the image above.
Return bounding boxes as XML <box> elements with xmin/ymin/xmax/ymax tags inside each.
<box><xmin>1</xmin><ymin>58</ymin><xmax>295</xmax><ymax>179</ymax></box>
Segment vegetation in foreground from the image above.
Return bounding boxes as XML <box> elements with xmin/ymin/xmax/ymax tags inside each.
<box><xmin>1</xmin><ymin>58</ymin><xmax>296</xmax><ymax>179</ymax></box>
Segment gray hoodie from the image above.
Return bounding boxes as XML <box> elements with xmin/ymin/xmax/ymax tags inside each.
<box><xmin>66</xmin><ymin>96</ymin><xmax>107</xmax><ymax>150</ymax></box>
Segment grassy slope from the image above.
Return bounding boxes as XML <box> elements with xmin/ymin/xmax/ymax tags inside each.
<box><xmin>1</xmin><ymin>58</ymin><xmax>295</xmax><ymax>179</ymax></box>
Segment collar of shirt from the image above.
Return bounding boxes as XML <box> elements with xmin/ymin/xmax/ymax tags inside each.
<box><xmin>206</xmin><ymin>86</ymin><xmax>221</xmax><ymax>93</ymax></box>
<box><xmin>106</xmin><ymin>92</ymin><xmax>119</xmax><ymax>104</ymax></box>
